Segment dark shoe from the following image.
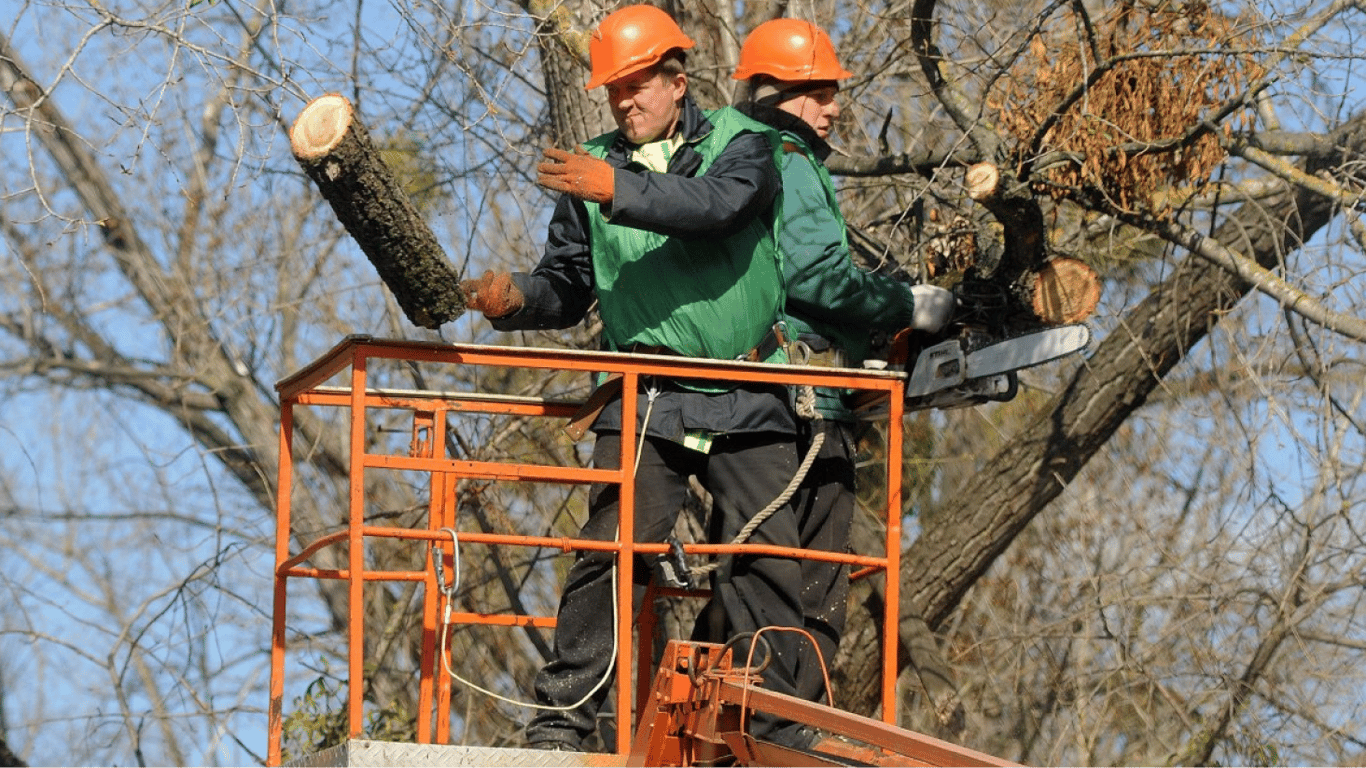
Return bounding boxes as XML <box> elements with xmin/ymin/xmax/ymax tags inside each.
<box><xmin>767</xmin><ymin>723</ymin><xmax>823</xmax><ymax>752</ymax></box>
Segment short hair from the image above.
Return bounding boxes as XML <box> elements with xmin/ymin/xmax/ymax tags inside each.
<box><xmin>655</xmin><ymin>49</ymin><xmax>687</xmax><ymax>78</ymax></box>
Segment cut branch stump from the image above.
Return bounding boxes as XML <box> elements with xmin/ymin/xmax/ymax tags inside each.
<box><xmin>1029</xmin><ymin>257</ymin><xmax>1102</xmax><ymax>324</ymax></box>
<box><xmin>290</xmin><ymin>93</ymin><xmax>464</xmax><ymax>329</ymax></box>
<box><xmin>965</xmin><ymin>162</ymin><xmax>1102</xmax><ymax>325</ymax></box>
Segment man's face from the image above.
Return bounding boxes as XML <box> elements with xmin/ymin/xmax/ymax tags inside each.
<box><xmin>778</xmin><ymin>84</ymin><xmax>841</xmax><ymax>139</ymax></box>
<box><xmin>605</xmin><ymin>68</ymin><xmax>686</xmax><ymax>144</ymax></box>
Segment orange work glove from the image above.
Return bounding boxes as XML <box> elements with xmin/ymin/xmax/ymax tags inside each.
<box><xmin>460</xmin><ymin>270</ymin><xmax>524</xmax><ymax>319</ymax></box>
<box><xmin>537</xmin><ymin>146</ymin><xmax>615</xmax><ymax>204</ymax></box>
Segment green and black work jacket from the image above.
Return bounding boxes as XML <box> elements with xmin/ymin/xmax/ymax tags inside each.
<box><xmin>492</xmin><ymin>94</ymin><xmax>796</xmax><ymax>441</ymax></box>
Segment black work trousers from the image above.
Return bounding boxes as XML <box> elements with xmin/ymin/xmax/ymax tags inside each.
<box><xmin>689</xmin><ymin>418</ymin><xmax>857</xmax><ymax>745</ymax></box>
<box><xmin>525</xmin><ymin>429</ymin><xmax>806</xmax><ymax>749</ymax></box>
<box><xmin>789</xmin><ymin>419</ymin><xmax>857</xmax><ymax>705</ymax></box>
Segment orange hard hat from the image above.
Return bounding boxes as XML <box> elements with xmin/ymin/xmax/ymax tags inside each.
<box><xmin>732</xmin><ymin>18</ymin><xmax>852</xmax><ymax>83</ymax></box>
<box><xmin>585</xmin><ymin>5</ymin><xmax>695</xmax><ymax>90</ymax></box>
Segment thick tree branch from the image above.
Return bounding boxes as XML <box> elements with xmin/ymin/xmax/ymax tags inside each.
<box><xmin>1230</xmin><ymin>140</ymin><xmax>1366</xmax><ymax>210</ymax></box>
<box><xmin>1248</xmin><ymin>129</ymin><xmax>1340</xmax><ymax>156</ymax></box>
<box><xmin>825</xmin><ymin>147</ymin><xmax>980</xmax><ymax>178</ymax></box>
<box><xmin>1121</xmin><ymin>211</ymin><xmax>1366</xmax><ymax>342</ymax></box>
<box><xmin>910</xmin><ymin>0</ymin><xmax>1002</xmax><ymax>161</ymax></box>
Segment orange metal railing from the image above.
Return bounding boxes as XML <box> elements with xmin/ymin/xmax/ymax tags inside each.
<box><xmin>266</xmin><ymin>335</ymin><xmax>907</xmax><ymax>765</ymax></box>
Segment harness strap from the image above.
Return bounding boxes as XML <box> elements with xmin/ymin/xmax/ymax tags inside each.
<box><xmin>564</xmin><ymin>373</ymin><xmax>623</xmax><ymax>441</ymax></box>
<box><xmin>743</xmin><ymin>322</ymin><xmax>787</xmax><ymax>363</ymax></box>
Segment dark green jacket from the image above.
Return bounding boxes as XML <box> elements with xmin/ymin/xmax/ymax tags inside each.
<box><xmin>740</xmin><ymin>104</ymin><xmax>920</xmax><ymax>421</ymax></box>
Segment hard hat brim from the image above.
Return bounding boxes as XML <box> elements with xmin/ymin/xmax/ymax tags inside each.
<box><xmin>585</xmin><ymin>41</ymin><xmax>693</xmax><ymax>90</ymax></box>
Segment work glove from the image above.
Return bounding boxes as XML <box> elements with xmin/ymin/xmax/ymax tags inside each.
<box><xmin>537</xmin><ymin>146</ymin><xmax>615</xmax><ymax>205</ymax></box>
<box><xmin>909</xmin><ymin>285</ymin><xmax>955</xmax><ymax>333</ymax></box>
<box><xmin>460</xmin><ymin>270</ymin><xmax>524</xmax><ymax>319</ymax></box>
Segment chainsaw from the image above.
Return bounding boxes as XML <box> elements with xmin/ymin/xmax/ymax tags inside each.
<box><xmin>860</xmin><ymin>283</ymin><xmax>1092</xmax><ymax>414</ymax></box>
<box><xmin>900</xmin><ymin>322</ymin><xmax>1090</xmax><ymax>410</ymax></box>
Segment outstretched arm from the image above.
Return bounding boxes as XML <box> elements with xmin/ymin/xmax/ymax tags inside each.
<box><xmin>485</xmin><ymin>194</ymin><xmax>597</xmax><ymax>332</ymax></box>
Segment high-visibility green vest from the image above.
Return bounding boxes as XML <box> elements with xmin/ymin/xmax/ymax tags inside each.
<box><xmin>580</xmin><ymin>108</ymin><xmax>785</xmax><ymax>366</ymax></box>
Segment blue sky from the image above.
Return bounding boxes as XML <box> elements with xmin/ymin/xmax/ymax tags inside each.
<box><xmin>3</xmin><ymin>0</ymin><xmax>1366</xmax><ymax>764</ymax></box>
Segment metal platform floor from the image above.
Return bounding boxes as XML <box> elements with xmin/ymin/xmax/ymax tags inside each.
<box><xmin>288</xmin><ymin>739</ymin><xmax>625</xmax><ymax>767</ymax></box>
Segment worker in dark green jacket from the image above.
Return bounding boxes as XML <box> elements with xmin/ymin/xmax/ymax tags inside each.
<box><xmin>730</xmin><ymin>17</ymin><xmax>955</xmax><ymax>708</ymax></box>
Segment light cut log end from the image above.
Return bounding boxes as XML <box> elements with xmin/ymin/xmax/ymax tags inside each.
<box><xmin>966</xmin><ymin>162</ymin><xmax>1000</xmax><ymax>201</ymax></box>
<box><xmin>1031</xmin><ymin>257</ymin><xmax>1102</xmax><ymax>324</ymax></box>
<box><xmin>290</xmin><ymin>94</ymin><xmax>354</xmax><ymax>161</ymax></box>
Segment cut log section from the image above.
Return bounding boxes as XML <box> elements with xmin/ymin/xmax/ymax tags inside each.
<box><xmin>290</xmin><ymin>93</ymin><xmax>464</xmax><ymax>329</ymax></box>
<box><xmin>963</xmin><ymin>161</ymin><xmax>1102</xmax><ymax>325</ymax></box>
<box><xmin>1029</xmin><ymin>257</ymin><xmax>1102</xmax><ymax>324</ymax></box>
<box><xmin>965</xmin><ymin>162</ymin><xmax>1000</xmax><ymax>201</ymax></box>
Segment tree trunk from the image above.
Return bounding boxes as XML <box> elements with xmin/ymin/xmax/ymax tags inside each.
<box><xmin>289</xmin><ymin>93</ymin><xmax>465</xmax><ymax>329</ymax></box>
<box><xmin>520</xmin><ymin>0</ymin><xmax>612</xmax><ymax>147</ymax></box>
<box><xmin>839</xmin><ymin>112</ymin><xmax>1365</xmax><ymax>723</ymax></box>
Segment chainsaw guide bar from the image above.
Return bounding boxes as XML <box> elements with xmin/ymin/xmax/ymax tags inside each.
<box><xmin>899</xmin><ymin>323</ymin><xmax>1092</xmax><ymax>412</ymax></box>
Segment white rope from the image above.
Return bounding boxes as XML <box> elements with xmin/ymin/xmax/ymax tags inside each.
<box><xmin>436</xmin><ymin>525</ymin><xmax>620</xmax><ymax>712</ymax></box>
<box><xmin>437</xmin><ymin>385</ymin><xmax>662</xmax><ymax>711</ymax></box>
<box><xmin>689</xmin><ymin>373</ymin><xmax>825</xmax><ymax>580</ymax></box>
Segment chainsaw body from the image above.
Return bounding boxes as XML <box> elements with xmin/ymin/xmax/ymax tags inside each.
<box><xmin>864</xmin><ymin>284</ymin><xmax>1092</xmax><ymax>413</ymax></box>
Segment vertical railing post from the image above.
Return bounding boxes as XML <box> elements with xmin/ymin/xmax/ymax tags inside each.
<box><xmin>413</xmin><ymin>411</ymin><xmax>439</xmax><ymax>744</ymax></box>
<box><xmin>615</xmin><ymin>371</ymin><xmax>640</xmax><ymax>755</ymax></box>
<box><xmin>432</xmin><ymin>411</ymin><xmax>455</xmax><ymax>744</ymax></box>
<box><xmin>347</xmin><ymin>349</ymin><xmax>368</xmax><ymax>738</ymax></box>
<box><xmin>267</xmin><ymin>400</ymin><xmax>295</xmax><ymax>766</ymax></box>
<box><xmin>883</xmin><ymin>381</ymin><xmax>905</xmax><ymax>724</ymax></box>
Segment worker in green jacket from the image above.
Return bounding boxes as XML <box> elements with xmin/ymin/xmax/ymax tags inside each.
<box><xmin>462</xmin><ymin>5</ymin><xmax>816</xmax><ymax>752</ymax></box>
<box><xmin>729</xmin><ymin>17</ymin><xmax>955</xmax><ymax>708</ymax></box>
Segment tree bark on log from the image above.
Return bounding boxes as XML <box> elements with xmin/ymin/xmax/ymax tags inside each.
<box><xmin>289</xmin><ymin>93</ymin><xmax>464</xmax><ymax>329</ymax></box>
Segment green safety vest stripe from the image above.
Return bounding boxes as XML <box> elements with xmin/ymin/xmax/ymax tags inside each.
<box><xmin>581</xmin><ymin>108</ymin><xmax>788</xmax><ymax>369</ymax></box>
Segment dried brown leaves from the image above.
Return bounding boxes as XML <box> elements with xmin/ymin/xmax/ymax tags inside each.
<box><xmin>992</xmin><ymin>1</ymin><xmax>1264</xmax><ymax>213</ymax></box>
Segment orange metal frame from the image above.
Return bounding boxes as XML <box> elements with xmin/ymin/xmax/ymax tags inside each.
<box><xmin>629</xmin><ymin>639</ymin><xmax>1019</xmax><ymax>767</ymax></box>
<box><xmin>266</xmin><ymin>335</ymin><xmax>907</xmax><ymax>765</ymax></box>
